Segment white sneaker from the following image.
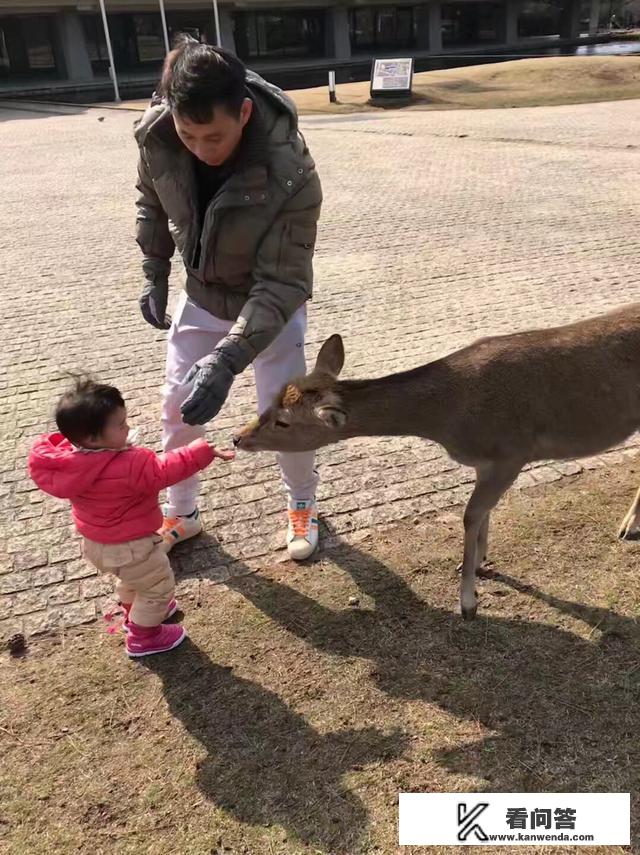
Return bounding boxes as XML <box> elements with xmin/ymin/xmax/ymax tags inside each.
<box><xmin>159</xmin><ymin>507</ymin><xmax>202</xmax><ymax>552</ymax></box>
<box><xmin>286</xmin><ymin>499</ymin><xmax>319</xmax><ymax>561</ymax></box>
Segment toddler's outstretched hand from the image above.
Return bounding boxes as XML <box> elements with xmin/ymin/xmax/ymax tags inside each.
<box><xmin>211</xmin><ymin>446</ymin><xmax>235</xmax><ymax>462</ymax></box>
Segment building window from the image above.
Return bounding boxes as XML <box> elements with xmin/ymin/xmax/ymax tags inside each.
<box><xmin>82</xmin><ymin>11</ymin><xmax>223</xmax><ymax>73</ymax></box>
<box><xmin>81</xmin><ymin>15</ymin><xmax>109</xmax><ymax>71</ymax></box>
<box><xmin>442</xmin><ymin>2</ymin><xmax>504</xmax><ymax>45</ymax></box>
<box><xmin>349</xmin><ymin>6</ymin><xmax>416</xmax><ymax>53</ymax></box>
<box><xmin>82</xmin><ymin>13</ymin><xmax>168</xmax><ymax>71</ymax></box>
<box><xmin>133</xmin><ymin>14</ymin><xmax>165</xmax><ymax>63</ymax></box>
<box><xmin>518</xmin><ymin>0</ymin><xmax>562</xmax><ymax>36</ymax></box>
<box><xmin>25</xmin><ymin>17</ymin><xmax>56</xmax><ymax>68</ymax></box>
<box><xmin>477</xmin><ymin>2</ymin><xmax>504</xmax><ymax>39</ymax></box>
<box><xmin>166</xmin><ymin>10</ymin><xmax>218</xmax><ymax>45</ymax></box>
<box><xmin>0</xmin><ymin>15</ymin><xmax>58</xmax><ymax>78</ymax></box>
<box><xmin>235</xmin><ymin>10</ymin><xmax>326</xmax><ymax>60</ymax></box>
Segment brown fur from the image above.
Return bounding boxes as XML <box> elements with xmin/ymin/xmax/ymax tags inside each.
<box><xmin>236</xmin><ymin>304</ymin><xmax>640</xmax><ymax>619</ymax></box>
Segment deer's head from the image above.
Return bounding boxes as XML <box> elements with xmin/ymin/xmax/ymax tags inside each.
<box><xmin>234</xmin><ymin>335</ymin><xmax>347</xmax><ymax>453</ymax></box>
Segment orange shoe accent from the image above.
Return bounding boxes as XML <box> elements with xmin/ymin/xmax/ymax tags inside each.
<box><xmin>158</xmin><ymin>509</ymin><xmax>202</xmax><ymax>551</ymax></box>
<box><xmin>160</xmin><ymin>516</ymin><xmax>184</xmax><ymax>538</ymax></box>
<box><xmin>286</xmin><ymin>499</ymin><xmax>319</xmax><ymax>561</ymax></box>
<box><xmin>288</xmin><ymin>507</ymin><xmax>315</xmax><ymax>537</ymax></box>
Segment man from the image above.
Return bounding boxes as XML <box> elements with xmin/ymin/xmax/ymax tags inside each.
<box><xmin>134</xmin><ymin>36</ymin><xmax>321</xmax><ymax>559</ymax></box>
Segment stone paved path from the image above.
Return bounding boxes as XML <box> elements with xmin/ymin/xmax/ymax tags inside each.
<box><xmin>1</xmin><ymin>98</ymin><xmax>639</xmax><ymax>639</ymax></box>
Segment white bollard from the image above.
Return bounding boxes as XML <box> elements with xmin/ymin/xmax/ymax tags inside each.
<box><xmin>328</xmin><ymin>70</ymin><xmax>337</xmax><ymax>104</ymax></box>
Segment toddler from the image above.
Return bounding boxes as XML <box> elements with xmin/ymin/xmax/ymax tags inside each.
<box><xmin>28</xmin><ymin>378</ymin><xmax>234</xmax><ymax>657</ymax></box>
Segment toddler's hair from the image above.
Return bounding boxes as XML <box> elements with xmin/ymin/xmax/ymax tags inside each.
<box><xmin>55</xmin><ymin>376</ymin><xmax>124</xmax><ymax>445</ymax></box>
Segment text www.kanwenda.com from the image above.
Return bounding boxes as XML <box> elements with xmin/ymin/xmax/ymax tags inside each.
<box><xmin>487</xmin><ymin>834</ymin><xmax>595</xmax><ymax>842</ymax></box>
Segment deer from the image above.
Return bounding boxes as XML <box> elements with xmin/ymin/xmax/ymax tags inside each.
<box><xmin>233</xmin><ymin>303</ymin><xmax>640</xmax><ymax>620</ymax></box>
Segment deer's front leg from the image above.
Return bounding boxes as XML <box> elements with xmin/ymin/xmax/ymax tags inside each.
<box><xmin>460</xmin><ymin>462</ymin><xmax>522</xmax><ymax>620</ymax></box>
<box><xmin>618</xmin><ymin>486</ymin><xmax>640</xmax><ymax>540</ymax></box>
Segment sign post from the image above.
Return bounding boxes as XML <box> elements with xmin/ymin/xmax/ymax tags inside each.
<box><xmin>370</xmin><ymin>57</ymin><xmax>414</xmax><ymax>102</ymax></box>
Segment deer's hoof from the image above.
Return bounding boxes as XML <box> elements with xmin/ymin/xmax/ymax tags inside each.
<box><xmin>461</xmin><ymin>604</ymin><xmax>477</xmax><ymax>621</ymax></box>
<box><xmin>476</xmin><ymin>562</ymin><xmax>496</xmax><ymax>579</ymax></box>
<box><xmin>618</xmin><ymin>505</ymin><xmax>640</xmax><ymax>540</ymax></box>
<box><xmin>618</xmin><ymin>521</ymin><xmax>640</xmax><ymax>541</ymax></box>
<box><xmin>456</xmin><ymin>563</ymin><xmax>494</xmax><ymax>578</ymax></box>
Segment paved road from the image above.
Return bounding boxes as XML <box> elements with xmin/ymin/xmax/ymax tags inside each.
<box><xmin>1</xmin><ymin>98</ymin><xmax>639</xmax><ymax>639</ymax></box>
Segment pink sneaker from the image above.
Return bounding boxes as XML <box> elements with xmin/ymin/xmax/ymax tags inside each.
<box><xmin>126</xmin><ymin>622</ymin><xmax>187</xmax><ymax>658</ymax></box>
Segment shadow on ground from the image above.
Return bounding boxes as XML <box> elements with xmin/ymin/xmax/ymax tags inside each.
<box><xmin>144</xmin><ymin>633</ymin><xmax>407</xmax><ymax>853</ymax></box>
<box><xmin>151</xmin><ymin>453</ymin><xmax>640</xmax><ymax>851</ymax></box>
<box><xmin>177</xmin><ymin>517</ymin><xmax>640</xmax><ymax>796</ymax></box>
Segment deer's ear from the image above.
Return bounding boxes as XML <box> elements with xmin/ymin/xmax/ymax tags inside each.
<box><xmin>314</xmin><ymin>335</ymin><xmax>345</xmax><ymax>377</ymax></box>
<box><xmin>314</xmin><ymin>405</ymin><xmax>347</xmax><ymax>429</ymax></box>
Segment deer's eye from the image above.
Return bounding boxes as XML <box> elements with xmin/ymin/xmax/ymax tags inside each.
<box><xmin>275</xmin><ymin>419</ymin><xmax>290</xmax><ymax>429</ymax></box>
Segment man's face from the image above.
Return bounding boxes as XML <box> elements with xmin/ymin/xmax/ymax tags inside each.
<box><xmin>173</xmin><ymin>98</ymin><xmax>253</xmax><ymax>166</ymax></box>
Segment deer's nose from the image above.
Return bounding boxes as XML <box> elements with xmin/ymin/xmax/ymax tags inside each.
<box><xmin>232</xmin><ymin>435</ymin><xmax>241</xmax><ymax>448</ymax></box>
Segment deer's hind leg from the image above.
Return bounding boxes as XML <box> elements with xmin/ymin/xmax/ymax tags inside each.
<box><xmin>618</xmin><ymin>486</ymin><xmax>640</xmax><ymax>540</ymax></box>
<box><xmin>460</xmin><ymin>461</ymin><xmax>522</xmax><ymax>620</ymax></box>
<box><xmin>477</xmin><ymin>515</ymin><xmax>490</xmax><ymax>567</ymax></box>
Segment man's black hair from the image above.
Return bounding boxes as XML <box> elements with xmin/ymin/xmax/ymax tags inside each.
<box><xmin>55</xmin><ymin>377</ymin><xmax>125</xmax><ymax>445</ymax></box>
<box><xmin>161</xmin><ymin>35</ymin><xmax>247</xmax><ymax>123</ymax></box>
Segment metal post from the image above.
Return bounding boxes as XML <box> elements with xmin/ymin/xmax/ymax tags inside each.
<box><xmin>158</xmin><ymin>0</ymin><xmax>170</xmax><ymax>53</ymax></box>
<box><xmin>328</xmin><ymin>70</ymin><xmax>337</xmax><ymax>103</ymax></box>
<box><xmin>97</xmin><ymin>0</ymin><xmax>120</xmax><ymax>102</ymax></box>
<box><xmin>211</xmin><ymin>0</ymin><xmax>222</xmax><ymax>46</ymax></box>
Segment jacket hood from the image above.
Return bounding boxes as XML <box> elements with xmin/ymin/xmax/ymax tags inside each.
<box><xmin>134</xmin><ymin>69</ymin><xmax>298</xmax><ymax>149</ymax></box>
<box><xmin>28</xmin><ymin>433</ymin><xmax>120</xmax><ymax>500</ymax></box>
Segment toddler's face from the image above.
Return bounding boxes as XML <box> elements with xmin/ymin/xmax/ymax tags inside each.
<box><xmin>84</xmin><ymin>406</ymin><xmax>130</xmax><ymax>450</ymax></box>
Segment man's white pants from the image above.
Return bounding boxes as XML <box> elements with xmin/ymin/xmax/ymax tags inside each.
<box><xmin>162</xmin><ymin>292</ymin><xmax>318</xmax><ymax>517</ymax></box>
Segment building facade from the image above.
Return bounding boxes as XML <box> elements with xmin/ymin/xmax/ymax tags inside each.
<box><xmin>0</xmin><ymin>0</ymin><xmax>606</xmax><ymax>96</ymax></box>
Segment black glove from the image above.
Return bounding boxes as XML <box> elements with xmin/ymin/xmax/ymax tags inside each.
<box><xmin>140</xmin><ymin>280</ymin><xmax>171</xmax><ymax>330</ymax></box>
<box><xmin>180</xmin><ymin>351</ymin><xmax>236</xmax><ymax>425</ymax></box>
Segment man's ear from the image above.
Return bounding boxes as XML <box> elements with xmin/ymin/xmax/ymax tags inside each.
<box><xmin>314</xmin><ymin>335</ymin><xmax>345</xmax><ymax>377</ymax></box>
<box><xmin>314</xmin><ymin>405</ymin><xmax>347</xmax><ymax>429</ymax></box>
<box><xmin>240</xmin><ymin>97</ymin><xmax>253</xmax><ymax>128</ymax></box>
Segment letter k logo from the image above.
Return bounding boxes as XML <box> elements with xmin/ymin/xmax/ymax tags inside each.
<box><xmin>457</xmin><ymin>802</ymin><xmax>489</xmax><ymax>841</ymax></box>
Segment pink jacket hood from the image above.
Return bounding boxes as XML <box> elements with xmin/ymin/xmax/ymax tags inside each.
<box><xmin>28</xmin><ymin>433</ymin><xmax>121</xmax><ymax>499</ymax></box>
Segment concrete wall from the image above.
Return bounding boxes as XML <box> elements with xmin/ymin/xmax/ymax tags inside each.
<box><xmin>328</xmin><ymin>6</ymin><xmax>351</xmax><ymax>60</ymax></box>
<box><xmin>505</xmin><ymin>0</ymin><xmax>520</xmax><ymax>43</ymax></box>
<box><xmin>428</xmin><ymin>2</ymin><xmax>443</xmax><ymax>53</ymax></box>
<box><xmin>53</xmin><ymin>11</ymin><xmax>93</xmax><ymax>81</ymax></box>
<box><xmin>0</xmin><ymin>0</ymin><xmax>76</xmax><ymax>10</ymax></box>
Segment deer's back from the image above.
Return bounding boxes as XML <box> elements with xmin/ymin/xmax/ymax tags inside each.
<box><xmin>435</xmin><ymin>304</ymin><xmax>640</xmax><ymax>465</ymax></box>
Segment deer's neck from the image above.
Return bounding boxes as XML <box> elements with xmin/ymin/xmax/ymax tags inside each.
<box><xmin>336</xmin><ymin>361</ymin><xmax>449</xmax><ymax>441</ymax></box>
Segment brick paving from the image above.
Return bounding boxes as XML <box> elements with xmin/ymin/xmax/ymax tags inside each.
<box><xmin>1</xmin><ymin>98</ymin><xmax>640</xmax><ymax>639</ymax></box>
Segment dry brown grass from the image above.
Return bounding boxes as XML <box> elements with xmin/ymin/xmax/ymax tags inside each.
<box><xmin>290</xmin><ymin>55</ymin><xmax>640</xmax><ymax>114</ymax></box>
<box><xmin>113</xmin><ymin>55</ymin><xmax>640</xmax><ymax>117</ymax></box>
<box><xmin>3</xmin><ymin>460</ymin><xmax>640</xmax><ymax>854</ymax></box>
